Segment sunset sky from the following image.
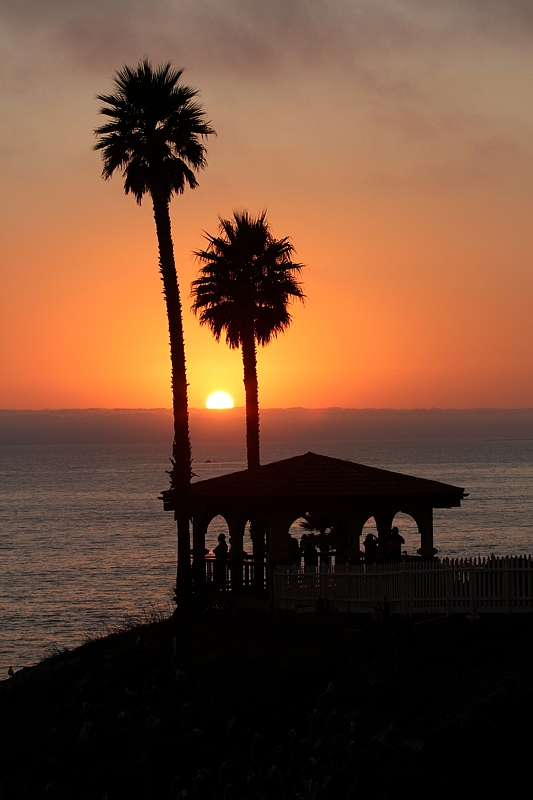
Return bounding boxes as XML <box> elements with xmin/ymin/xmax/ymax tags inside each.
<box><xmin>1</xmin><ymin>0</ymin><xmax>532</xmax><ymax>410</ymax></box>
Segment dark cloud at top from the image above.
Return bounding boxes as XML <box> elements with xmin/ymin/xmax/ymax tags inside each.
<box><xmin>1</xmin><ymin>0</ymin><xmax>532</xmax><ymax>85</ymax></box>
<box><xmin>1</xmin><ymin>0</ymin><xmax>530</xmax><ymax>171</ymax></box>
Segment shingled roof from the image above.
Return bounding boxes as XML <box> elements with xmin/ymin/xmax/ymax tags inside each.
<box><xmin>162</xmin><ymin>452</ymin><xmax>465</xmax><ymax>508</ymax></box>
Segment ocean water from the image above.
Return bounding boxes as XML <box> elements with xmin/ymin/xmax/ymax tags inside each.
<box><xmin>1</xmin><ymin>439</ymin><xmax>532</xmax><ymax>672</ymax></box>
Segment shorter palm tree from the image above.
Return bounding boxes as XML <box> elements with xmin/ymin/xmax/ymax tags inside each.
<box><xmin>191</xmin><ymin>211</ymin><xmax>304</xmax><ymax>468</ymax></box>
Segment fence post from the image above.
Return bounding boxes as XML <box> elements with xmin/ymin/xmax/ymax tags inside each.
<box><xmin>529</xmin><ymin>557</ymin><xmax>533</xmax><ymax>612</ymax></box>
<box><xmin>369</xmin><ymin>565</ymin><xmax>375</xmax><ymax>618</ymax></box>
<box><xmin>503</xmin><ymin>557</ymin><xmax>511</xmax><ymax>614</ymax></box>
<box><xmin>469</xmin><ymin>563</ymin><xmax>477</xmax><ymax>621</ymax></box>
<box><xmin>443</xmin><ymin>558</ymin><xmax>450</xmax><ymax>616</ymax></box>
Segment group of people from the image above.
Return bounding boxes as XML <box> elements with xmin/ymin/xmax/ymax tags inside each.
<box><xmin>287</xmin><ymin>531</ymin><xmax>333</xmax><ymax>568</ymax></box>
<box><xmin>363</xmin><ymin>526</ymin><xmax>405</xmax><ymax>563</ymax></box>
<box><xmin>211</xmin><ymin>531</ymin><xmax>331</xmax><ymax>586</ymax></box>
<box><xmin>290</xmin><ymin>526</ymin><xmax>407</xmax><ymax>567</ymax></box>
<box><xmin>211</xmin><ymin>524</ymin><xmax>408</xmax><ymax>588</ymax></box>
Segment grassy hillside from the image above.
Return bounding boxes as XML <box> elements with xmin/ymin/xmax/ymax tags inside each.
<box><xmin>2</xmin><ymin>611</ymin><xmax>533</xmax><ymax>799</ymax></box>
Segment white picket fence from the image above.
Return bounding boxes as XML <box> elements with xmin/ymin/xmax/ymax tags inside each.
<box><xmin>274</xmin><ymin>556</ymin><xmax>533</xmax><ymax>616</ymax></box>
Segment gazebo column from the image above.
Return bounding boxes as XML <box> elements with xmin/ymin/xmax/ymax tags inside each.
<box><xmin>250</xmin><ymin>515</ymin><xmax>267</xmax><ymax>590</ymax></box>
<box><xmin>266</xmin><ymin>511</ymin><xmax>297</xmax><ymax>603</ymax></box>
<box><xmin>336</xmin><ymin>510</ymin><xmax>368</xmax><ymax>564</ymax></box>
<box><xmin>227</xmin><ymin>515</ymin><xmax>247</xmax><ymax>594</ymax></box>
<box><xmin>250</xmin><ymin>521</ymin><xmax>264</xmax><ymax>559</ymax></box>
<box><xmin>411</xmin><ymin>506</ymin><xmax>435</xmax><ymax>558</ymax></box>
<box><xmin>374</xmin><ymin>509</ymin><xmax>396</xmax><ymax>561</ymax></box>
<box><xmin>335</xmin><ymin>511</ymin><xmax>369</xmax><ymax>564</ymax></box>
<box><xmin>267</xmin><ymin>511</ymin><xmax>296</xmax><ymax>562</ymax></box>
<box><xmin>192</xmin><ymin>514</ymin><xmax>210</xmax><ymax>594</ymax></box>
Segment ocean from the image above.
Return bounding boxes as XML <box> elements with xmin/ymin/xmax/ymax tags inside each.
<box><xmin>1</xmin><ymin>437</ymin><xmax>532</xmax><ymax>672</ymax></box>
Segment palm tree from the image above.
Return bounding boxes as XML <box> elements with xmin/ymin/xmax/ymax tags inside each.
<box><xmin>94</xmin><ymin>59</ymin><xmax>215</xmax><ymax>603</ymax></box>
<box><xmin>191</xmin><ymin>211</ymin><xmax>304</xmax><ymax>468</ymax></box>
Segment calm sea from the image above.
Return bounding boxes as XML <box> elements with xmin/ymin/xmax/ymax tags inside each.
<box><xmin>1</xmin><ymin>439</ymin><xmax>532</xmax><ymax>671</ymax></box>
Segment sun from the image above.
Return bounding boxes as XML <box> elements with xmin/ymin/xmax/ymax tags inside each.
<box><xmin>206</xmin><ymin>391</ymin><xmax>234</xmax><ymax>409</ymax></box>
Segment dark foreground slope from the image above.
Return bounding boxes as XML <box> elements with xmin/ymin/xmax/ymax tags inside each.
<box><xmin>2</xmin><ymin>612</ymin><xmax>533</xmax><ymax>800</ymax></box>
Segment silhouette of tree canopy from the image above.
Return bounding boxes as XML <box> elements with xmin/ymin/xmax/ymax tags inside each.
<box><xmin>94</xmin><ymin>59</ymin><xmax>215</xmax><ymax>602</ymax></box>
<box><xmin>191</xmin><ymin>211</ymin><xmax>304</xmax><ymax>468</ymax></box>
<box><xmin>299</xmin><ymin>511</ymin><xmax>335</xmax><ymax>537</ymax></box>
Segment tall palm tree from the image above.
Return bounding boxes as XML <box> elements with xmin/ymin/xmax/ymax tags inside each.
<box><xmin>191</xmin><ymin>211</ymin><xmax>304</xmax><ymax>468</ymax></box>
<box><xmin>94</xmin><ymin>59</ymin><xmax>215</xmax><ymax>603</ymax></box>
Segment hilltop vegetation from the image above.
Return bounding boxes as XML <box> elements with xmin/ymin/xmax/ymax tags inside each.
<box><xmin>2</xmin><ymin>611</ymin><xmax>533</xmax><ymax>799</ymax></box>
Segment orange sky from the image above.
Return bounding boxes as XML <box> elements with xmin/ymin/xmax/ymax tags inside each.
<box><xmin>1</xmin><ymin>1</ymin><xmax>532</xmax><ymax>410</ymax></box>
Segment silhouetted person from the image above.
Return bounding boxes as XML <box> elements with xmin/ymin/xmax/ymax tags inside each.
<box><xmin>286</xmin><ymin>533</ymin><xmax>301</xmax><ymax>566</ymax></box>
<box><xmin>300</xmin><ymin>534</ymin><xmax>318</xmax><ymax>568</ymax></box>
<box><xmin>213</xmin><ymin>533</ymin><xmax>228</xmax><ymax>590</ymax></box>
<box><xmin>387</xmin><ymin>526</ymin><xmax>405</xmax><ymax>562</ymax></box>
<box><xmin>363</xmin><ymin>533</ymin><xmax>378</xmax><ymax>563</ymax></box>
<box><xmin>330</xmin><ymin>526</ymin><xmax>346</xmax><ymax>565</ymax></box>
<box><xmin>316</xmin><ymin>530</ymin><xmax>331</xmax><ymax>568</ymax></box>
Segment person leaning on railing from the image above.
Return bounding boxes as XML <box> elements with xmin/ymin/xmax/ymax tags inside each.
<box><xmin>213</xmin><ymin>533</ymin><xmax>228</xmax><ymax>590</ymax></box>
<box><xmin>300</xmin><ymin>534</ymin><xmax>319</xmax><ymax>568</ymax></box>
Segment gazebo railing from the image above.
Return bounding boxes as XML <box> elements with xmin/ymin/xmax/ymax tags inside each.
<box><xmin>274</xmin><ymin>556</ymin><xmax>533</xmax><ymax>616</ymax></box>
<box><xmin>202</xmin><ymin>556</ymin><xmax>267</xmax><ymax>593</ymax></box>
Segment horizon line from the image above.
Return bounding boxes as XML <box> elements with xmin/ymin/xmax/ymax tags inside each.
<box><xmin>2</xmin><ymin>407</ymin><xmax>533</xmax><ymax>413</ymax></box>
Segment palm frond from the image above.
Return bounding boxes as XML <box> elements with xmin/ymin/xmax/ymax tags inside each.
<box><xmin>191</xmin><ymin>211</ymin><xmax>305</xmax><ymax>349</ymax></box>
<box><xmin>94</xmin><ymin>58</ymin><xmax>215</xmax><ymax>204</ymax></box>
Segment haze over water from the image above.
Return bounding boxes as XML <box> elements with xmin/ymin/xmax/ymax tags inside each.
<box><xmin>1</xmin><ymin>408</ymin><xmax>532</xmax><ymax>672</ymax></box>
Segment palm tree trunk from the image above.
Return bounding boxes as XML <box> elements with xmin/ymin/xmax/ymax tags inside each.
<box><xmin>152</xmin><ymin>191</ymin><xmax>192</xmax><ymax>604</ymax></box>
<box><xmin>241</xmin><ymin>325</ymin><xmax>260</xmax><ymax>469</ymax></box>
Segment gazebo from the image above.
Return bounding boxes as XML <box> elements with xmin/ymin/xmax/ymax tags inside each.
<box><xmin>162</xmin><ymin>452</ymin><xmax>466</xmax><ymax>599</ymax></box>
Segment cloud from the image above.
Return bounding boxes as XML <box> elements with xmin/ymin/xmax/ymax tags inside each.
<box><xmin>1</xmin><ymin>0</ymin><xmax>531</xmax><ymax>84</ymax></box>
<box><xmin>1</xmin><ymin>0</ymin><xmax>530</xmax><ymax>181</ymax></box>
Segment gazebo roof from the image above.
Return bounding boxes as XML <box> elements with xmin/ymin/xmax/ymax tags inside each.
<box><xmin>162</xmin><ymin>451</ymin><xmax>465</xmax><ymax>509</ymax></box>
